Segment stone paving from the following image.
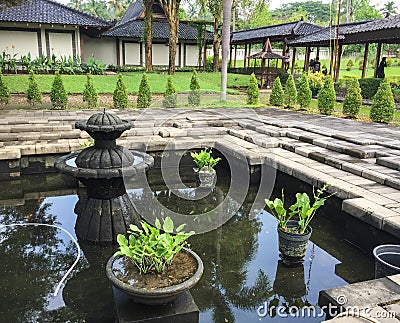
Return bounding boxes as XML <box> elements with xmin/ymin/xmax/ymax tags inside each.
<box><xmin>1</xmin><ymin>107</ymin><xmax>400</xmax><ymax>239</ymax></box>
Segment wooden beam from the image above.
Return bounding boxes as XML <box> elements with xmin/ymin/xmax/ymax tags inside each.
<box><xmin>281</xmin><ymin>42</ymin><xmax>286</xmax><ymax>69</ymax></box>
<box><xmin>229</xmin><ymin>45</ymin><xmax>233</xmax><ymax>68</ymax></box>
<box><xmin>234</xmin><ymin>44</ymin><xmax>237</xmax><ymax>68</ymax></box>
<box><xmin>304</xmin><ymin>47</ymin><xmax>311</xmax><ymax>72</ymax></box>
<box><xmin>334</xmin><ymin>44</ymin><xmax>343</xmax><ymax>82</ymax></box>
<box><xmin>374</xmin><ymin>42</ymin><xmax>382</xmax><ymax>78</ymax></box>
<box><xmin>291</xmin><ymin>47</ymin><xmax>296</xmax><ymax>75</ymax></box>
<box><xmin>79</xmin><ymin>32</ymin><xmax>84</xmax><ymax>61</ymax></box>
<box><xmin>244</xmin><ymin>44</ymin><xmax>247</xmax><ymax>69</ymax></box>
<box><xmin>248</xmin><ymin>43</ymin><xmax>251</xmax><ymax>67</ymax></box>
<box><xmin>203</xmin><ymin>28</ymin><xmax>207</xmax><ymax>70</ymax></box>
<box><xmin>329</xmin><ymin>45</ymin><xmax>334</xmax><ymax>75</ymax></box>
<box><xmin>362</xmin><ymin>43</ymin><xmax>369</xmax><ymax>79</ymax></box>
<box><xmin>116</xmin><ymin>38</ymin><xmax>120</xmax><ymax>66</ymax></box>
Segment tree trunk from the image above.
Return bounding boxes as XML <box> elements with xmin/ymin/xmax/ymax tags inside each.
<box><xmin>144</xmin><ymin>0</ymin><xmax>154</xmax><ymax>72</ymax></box>
<box><xmin>168</xmin><ymin>17</ymin><xmax>178</xmax><ymax>75</ymax></box>
<box><xmin>346</xmin><ymin>0</ymin><xmax>352</xmax><ymax>22</ymax></box>
<box><xmin>221</xmin><ymin>0</ymin><xmax>232</xmax><ymax>102</ymax></box>
<box><xmin>213</xmin><ymin>17</ymin><xmax>221</xmax><ymax>72</ymax></box>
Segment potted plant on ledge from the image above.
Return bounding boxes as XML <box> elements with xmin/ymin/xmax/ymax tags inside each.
<box><xmin>191</xmin><ymin>148</ymin><xmax>221</xmax><ymax>188</ymax></box>
<box><xmin>106</xmin><ymin>217</ymin><xmax>203</xmax><ymax>305</ymax></box>
<box><xmin>265</xmin><ymin>185</ymin><xmax>333</xmax><ymax>264</ymax></box>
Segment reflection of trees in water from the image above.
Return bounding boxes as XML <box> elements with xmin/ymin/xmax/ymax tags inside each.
<box><xmin>0</xmin><ymin>199</ymin><xmax>86</xmax><ymax>322</ymax></box>
<box><xmin>189</xmin><ymin>211</ymin><xmax>273</xmax><ymax>322</ymax></box>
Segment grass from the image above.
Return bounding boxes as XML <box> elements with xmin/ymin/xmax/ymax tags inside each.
<box><xmin>3</xmin><ymin>72</ymin><xmax>251</xmax><ymax>94</ymax></box>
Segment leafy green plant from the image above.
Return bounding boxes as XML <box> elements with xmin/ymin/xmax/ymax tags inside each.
<box><xmin>113</xmin><ymin>74</ymin><xmax>129</xmax><ymax>109</ymax></box>
<box><xmin>265</xmin><ymin>185</ymin><xmax>333</xmax><ymax>234</ymax></box>
<box><xmin>188</xmin><ymin>71</ymin><xmax>201</xmax><ymax>106</ymax></box>
<box><xmin>137</xmin><ymin>73</ymin><xmax>152</xmax><ymax>109</ymax></box>
<box><xmin>370</xmin><ymin>80</ymin><xmax>395</xmax><ymax>124</ymax></box>
<box><xmin>115</xmin><ymin>217</ymin><xmax>194</xmax><ymax>274</ymax></box>
<box><xmin>269</xmin><ymin>77</ymin><xmax>284</xmax><ymax>106</ymax></box>
<box><xmin>0</xmin><ymin>72</ymin><xmax>10</xmax><ymax>105</ymax></box>
<box><xmin>297</xmin><ymin>73</ymin><xmax>312</xmax><ymax>110</ymax></box>
<box><xmin>358</xmin><ymin>78</ymin><xmax>384</xmax><ymax>99</ymax></box>
<box><xmin>79</xmin><ymin>139</ymin><xmax>94</xmax><ymax>147</ymax></box>
<box><xmin>247</xmin><ymin>73</ymin><xmax>259</xmax><ymax>105</ymax></box>
<box><xmin>346</xmin><ymin>59</ymin><xmax>354</xmax><ymax>71</ymax></box>
<box><xmin>27</xmin><ymin>70</ymin><xmax>42</xmax><ymax>106</ymax></box>
<box><xmin>191</xmin><ymin>148</ymin><xmax>221</xmax><ymax>171</ymax></box>
<box><xmin>342</xmin><ymin>78</ymin><xmax>362</xmax><ymax>118</ymax></box>
<box><xmin>83</xmin><ymin>57</ymin><xmax>106</xmax><ymax>75</ymax></box>
<box><xmin>83</xmin><ymin>73</ymin><xmax>98</xmax><ymax>108</ymax></box>
<box><xmin>308</xmin><ymin>72</ymin><xmax>324</xmax><ymax>90</ymax></box>
<box><xmin>50</xmin><ymin>72</ymin><xmax>68</xmax><ymax>109</ymax></box>
<box><xmin>318</xmin><ymin>77</ymin><xmax>336</xmax><ymax>115</ymax></box>
<box><xmin>163</xmin><ymin>76</ymin><xmax>177</xmax><ymax>108</ymax></box>
<box><xmin>283</xmin><ymin>74</ymin><xmax>297</xmax><ymax>109</ymax></box>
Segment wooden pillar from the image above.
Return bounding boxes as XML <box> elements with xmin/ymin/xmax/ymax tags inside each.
<box><xmin>291</xmin><ymin>47</ymin><xmax>297</xmax><ymax>75</ymax></box>
<box><xmin>116</xmin><ymin>38</ymin><xmax>120</xmax><ymax>66</ymax></box>
<box><xmin>281</xmin><ymin>42</ymin><xmax>286</xmax><ymax>69</ymax></box>
<box><xmin>334</xmin><ymin>44</ymin><xmax>342</xmax><ymax>82</ymax></box>
<box><xmin>304</xmin><ymin>47</ymin><xmax>311</xmax><ymax>71</ymax></box>
<box><xmin>316</xmin><ymin>47</ymin><xmax>320</xmax><ymax>58</ymax></box>
<box><xmin>329</xmin><ymin>45</ymin><xmax>334</xmax><ymax>75</ymax></box>
<box><xmin>362</xmin><ymin>43</ymin><xmax>369</xmax><ymax>78</ymax></box>
<box><xmin>229</xmin><ymin>44</ymin><xmax>233</xmax><ymax>68</ymax></box>
<box><xmin>203</xmin><ymin>28</ymin><xmax>207</xmax><ymax>70</ymax></box>
<box><xmin>374</xmin><ymin>42</ymin><xmax>382</xmax><ymax>78</ymax></box>
<box><xmin>248</xmin><ymin>44</ymin><xmax>251</xmax><ymax>67</ymax></box>
<box><xmin>244</xmin><ymin>44</ymin><xmax>247</xmax><ymax>69</ymax></box>
<box><xmin>234</xmin><ymin>44</ymin><xmax>237</xmax><ymax>67</ymax></box>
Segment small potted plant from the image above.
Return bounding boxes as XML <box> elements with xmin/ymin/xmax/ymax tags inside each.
<box><xmin>106</xmin><ymin>217</ymin><xmax>204</xmax><ymax>305</ymax></box>
<box><xmin>191</xmin><ymin>148</ymin><xmax>221</xmax><ymax>188</ymax></box>
<box><xmin>265</xmin><ymin>185</ymin><xmax>332</xmax><ymax>264</ymax></box>
<box><xmin>308</xmin><ymin>72</ymin><xmax>325</xmax><ymax>98</ymax></box>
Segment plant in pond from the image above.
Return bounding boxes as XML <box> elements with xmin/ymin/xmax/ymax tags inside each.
<box><xmin>137</xmin><ymin>73</ymin><xmax>152</xmax><ymax>108</ymax></box>
<box><xmin>191</xmin><ymin>148</ymin><xmax>221</xmax><ymax>171</ymax></box>
<box><xmin>269</xmin><ymin>77</ymin><xmax>284</xmax><ymax>106</ymax></box>
<box><xmin>113</xmin><ymin>73</ymin><xmax>129</xmax><ymax>109</ymax></box>
<box><xmin>370</xmin><ymin>80</ymin><xmax>395</xmax><ymax>124</ymax></box>
<box><xmin>283</xmin><ymin>74</ymin><xmax>297</xmax><ymax>109</ymax></box>
<box><xmin>188</xmin><ymin>71</ymin><xmax>201</xmax><ymax>106</ymax></box>
<box><xmin>82</xmin><ymin>73</ymin><xmax>98</xmax><ymax>108</ymax></box>
<box><xmin>163</xmin><ymin>76</ymin><xmax>177</xmax><ymax>108</ymax></box>
<box><xmin>297</xmin><ymin>73</ymin><xmax>312</xmax><ymax>110</ymax></box>
<box><xmin>342</xmin><ymin>77</ymin><xmax>362</xmax><ymax>118</ymax></box>
<box><xmin>247</xmin><ymin>73</ymin><xmax>259</xmax><ymax>105</ymax></box>
<box><xmin>318</xmin><ymin>77</ymin><xmax>335</xmax><ymax>115</ymax></box>
<box><xmin>27</xmin><ymin>70</ymin><xmax>42</xmax><ymax>106</ymax></box>
<box><xmin>115</xmin><ymin>217</ymin><xmax>194</xmax><ymax>274</ymax></box>
<box><xmin>0</xmin><ymin>72</ymin><xmax>10</xmax><ymax>105</ymax></box>
<box><xmin>50</xmin><ymin>72</ymin><xmax>68</xmax><ymax>109</ymax></box>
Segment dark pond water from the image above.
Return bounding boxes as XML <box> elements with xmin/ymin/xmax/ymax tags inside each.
<box><xmin>0</xmin><ymin>163</ymin><xmax>374</xmax><ymax>323</ymax></box>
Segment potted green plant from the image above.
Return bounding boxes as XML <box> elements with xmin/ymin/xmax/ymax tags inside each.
<box><xmin>307</xmin><ymin>72</ymin><xmax>325</xmax><ymax>98</ymax></box>
<box><xmin>106</xmin><ymin>217</ymin><xmax>204</xmax><ymax>305</ymax></box>
<box><xmin>265</xmin><ymin>185</ymin><xmax>332</xmax><ymax>263</ymax></box>
<box><xmin>191</xmin><ymin>148</ymin><xmax>221</xmax><ymax>188</ymax></box>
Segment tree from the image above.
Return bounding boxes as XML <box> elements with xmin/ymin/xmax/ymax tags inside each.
<box><xmin>247</xmin><ymin>73</ymin><xmax>259</xmax><ymax>105</ymax></box>
<box><xmin>0</xmin><ymin>72</ymin><xmax>10</xmax><ymax>105</ymax></box>
<box><xmin>50</xmin><ymin>72</ymin><xmax>68</xmax><ymax>109</ymax></box>
<box><xmin>188</xmin><ymin>71</ymin><xmax>201</xmax><ymax>106</ymax></box>
<box><xmin>113</xmin><ymin>74</ymin><xmax>129</xmax><ymax>109</ymax></box>
<box><xmin>163</xmin><ymin>76</ymin><xmax>177</xmax><ymax>108</ymax></box>
<box><xmin>318</xmin><ymin>77</ymin><xmax>336</xmax><ymax>115</ymax></box>
<box><xmin>220</xmin><ymin>0</ymin><xmax>233</xmax><ymax>101</ymax></box>
<box><xmin>342</xmin><ymin>78</ymin><xmax>362</xmax><ymax>118</ymax></box>
<box><xmin>144</xmin><ymin>0</ymin><xmax>154</xmax><ymax>72</ymax></box>
<box><xmin>297</xmin><ymin>74</ymin><xmax>312</xmax><ymax>110</ymax></box>
<box><xmin>27</xmin><ymin>70</ymin><xmax>42</xmax><ymax>106</ymax></box>
<box><xmin>83</xmin><ymin>73</ymin><xmax>98</xmax><ymax>108</ymax></box>
<box><xmin>283</xmin><ymin>75</ymin><xmax>297</xmax><ymax>109</ymax></box>
<box><xmin>370</xmin><ymin>80</ymin><xmax>394</xmax><ymax>123</ymax></box>
<box><xmin>269</xmin><ymin>77</ymin><xmax>284</xmax><ymax>106</ymax></box>
<box><xmin>137</xmin><ymin>73</ymin><xmax>152</xmax><ymax>108</ymax></box>
<box><xmin>381</xmin><ymin>1</ymin><xmax>398</xmax><ymax>15</ymax></box>
<box><xmin>68</xmin><ymin>0</ymin><xmax>81</xmax><ymax>9</ymax></box>
<box><xmin>160</xmin><ymin>0</ymin><xmax>181</xmax><ymax>75</ymax></box>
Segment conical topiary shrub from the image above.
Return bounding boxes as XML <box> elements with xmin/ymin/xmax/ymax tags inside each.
<box><xmin>27</xmin><ymin>70</ymin><xmax>42</xmax><ymax>106</ymax></box>
<box><xmin>247</xmin><ymin>73</ymin><xmax>259</xmax><ymax>105</ymax></box>
<box><xmin>318</xmin><ymin>77</ymin><xmax>336</xmax><ymax>115</ymax></box>
<box><xmin>370</xmin><ymin>80</ymin><xmax>395</xmax><ymax>124</ymax></box>
<box><xmin>83</xmin><ymin>73</ymin><xmax>98</xmax><ymax>108</ymax></box>
<box><xmin>0</xmin><ymin>72</ymin><xmax>10</xmax><ymax>105</ymax></box>
<box><xmin>297</xmin><ymin>73</ymin><xmax>312</xmax><ymax>110</ymax></box>
<box><xmin>188</xmin><ymin>71</ymin><xmax>200</xmax><ymax>106</ymax></box>
<box><xmin>283</xmin><ymin>74</ymin><xmax>297</xmax><ymax>109</ymax></box>
<box><xmin>137</xmin><ymin>73</ymin><xmax>152</xmax><ymax>108</ymax></box>
<box><xmin>50</xmin><ymin>72</ymin><xmax>68</xmax><ymax>109</ymax></box>
<box><xmin>163</xmin><ymin>76</ymin><xmax>177</xmax><ymax>108</ymax></box>
<box><xmin>113</xmin><ymin>73</ymin><xmax>129</xmax><ymax>109</ymax></box>
<box><xmin>342</xmin><ymin>78</ymin><xmax>362</xmax><ymax>118</ymax></box>
<box><xmin>269</xmin><ymin>77</ymin><xmax>284</xmax><ymax>106</ymax></box>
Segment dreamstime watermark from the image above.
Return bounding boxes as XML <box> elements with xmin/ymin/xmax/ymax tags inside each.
<box><xmin>256</xmin><ymin>294</ymin><xmax>396</xmax><ymax>320</ymax></box>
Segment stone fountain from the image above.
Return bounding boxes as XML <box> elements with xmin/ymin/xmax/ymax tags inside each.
<box><xmin>55</xmin><ymin>111</ymin><xmax>153</xmax><ymax>244</ymax></box>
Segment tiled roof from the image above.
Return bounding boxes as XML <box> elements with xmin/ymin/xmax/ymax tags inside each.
<box><xmin>0</xmin><ymin>0</ymin><xmax>111</xmax><ymax>27</ymax></box>
<box><xmin>231</xmin><ymin>20</ymin><xmax>323</xmax><ymax>43</ymax></box>
<box><xmin>117</xmin><ymin>1</ymin><xmax>144</xmax><ymax>26</ymax></box>
<box><xmin>341</xmin><ymin>14</ymin><xmax>400</xmax><ymax>34</ymax></box>
<box><xmin>286</xmin><ymin>27</ymin><xmax>345</xmax><ymax>46</ymax></box>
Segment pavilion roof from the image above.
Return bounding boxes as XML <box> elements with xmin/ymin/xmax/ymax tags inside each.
<box><xmin>248</xmin><ymin>38</ymin><xmax>287</xmax><ymax>59</ymax></box>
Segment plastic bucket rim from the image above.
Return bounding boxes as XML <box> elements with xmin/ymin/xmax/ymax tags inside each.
<box><xmin>373</xmin><ymin>244</ymin><xmax>400</xmax><ymax>272</ymax></box>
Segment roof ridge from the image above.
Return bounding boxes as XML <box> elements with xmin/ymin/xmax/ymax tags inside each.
<box><xmin>232</xmin><ymin>20</ymin><xmax>301</xmax><ymax>34</ymax></box>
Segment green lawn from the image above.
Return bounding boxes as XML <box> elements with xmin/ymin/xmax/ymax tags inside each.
<box><xmin>3</xmin><ymin>72</ymin><xmax>251</xmax><ymax>94</ymax></box>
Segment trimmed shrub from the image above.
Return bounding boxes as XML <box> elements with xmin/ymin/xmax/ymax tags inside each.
<box><xmin>82</xmin><ymin>73</ymin><xmax>98</xmax><ymax>108</ymax></box>
<box><xmin>113</xmin><ymin>73</ymin><xmax>129</xmax><ymax>109</ymax></box>
<box><xmin>297</xmin><ymin>74</ymin><xmax>312</xmax><ymax>110</ymax></box>
<box><xmin>163</xmin><ymin>76</ymin><xmax>177</xmax><ymax>108</ymax></box>
<box><xmin>283</xmin><ymin>74</ymin><xmax>297</xmax><ymax>109</ymax></box>
<box><xmin>277</xmin><ymin>69</ymin><xmax>289</xmax><ymax>85</ymax></box>
<box><xmin>137</xmin><ymin>73</ymin><xmax>152</xmax><ymax>108</ymax></box>
<box><xmin>358</xmin><ymin>78</ymin><xmax>384</xmax><ymax>99</ymax></box>
<box><xmin>370</xmin><ymin>80</ymin><xmax>395</xmax><ymax>123</ymax></box>
<box><xmin>387</xmin><ymin>58</ymin><xmax>392</xmax><ymax>67</ymax></box>
<box><xmin>188</xmin><ymin>71</ymin><xmax>200</xmax><ymax>106</ymax></box>
<box><xmin>247</xmin><ymin>73</ymin><xmax>259</xmax><ymax>105</ymax></box>
<box><xmin>0</xmin><ymin>72</ymin><xmax>10</xmax><ymax>105</ymax></box>
<box><xmin>27</xmin><ymin>70</ymin><xmax>42</xmax><ymax>106</ymax></box>
<box><xmin>318</xmin><ymin>77</ymin><xmax>336</xmax><ymax>115</ymax></box>
<box><xmin>346</xmin><ymin>59</ymin><xmax>354</xmax><ymax>71</ymax></box>
<box><xmin>50</xmin><ymin>72</ymin><xmax>68</xmax><ymax>109</ymax></box>
<box><xmin>342</xmin><ymin>78</ymin><xmax>362</xmax><ymax>118</ymax></box>
<box><xmin>269</xmin><ymin>77</ymin><xmax>284</xmax><ymax>106</ymax></box>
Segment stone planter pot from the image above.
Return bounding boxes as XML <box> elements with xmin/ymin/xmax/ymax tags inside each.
<box><xmin>311</xmin><ymin>88</ymin><xmax>319</xmax><ymax>98</ymax></box>
<box><xmin>194</xmin><ymin>167</ymin><xmax>216</xmax><ymax>188</ymax></box>
<box><xmin>278</xmin><ymin>220</ymin><xmax>312</xmax><ymax>264</ymax></box>
<box><xmin>106</xmin><ymin>248</ymin><xmax>204</xmax><ymax>305</ymax></box>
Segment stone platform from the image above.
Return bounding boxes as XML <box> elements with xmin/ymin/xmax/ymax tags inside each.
<box><xmin>0</xmin><ymin>107</ymin><xmax>400</xmax><ymax>242</ymax></box>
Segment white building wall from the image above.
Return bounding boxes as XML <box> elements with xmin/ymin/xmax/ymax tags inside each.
<box><xmin>0</xmin><ymin>30</ymin><xmax>40</xmax><ymax>58</ymax></box>
<box><xmin>83</xmin><ymin>35</ymin><xmax>117</xmax><ymax>65</ymax></box>
<box><xmin>185</xmin><ymin>44</ymin><xmax>199</xmax><ymax>66</ymax></box>
<box><xmin>124</xmin><ymin>42</ymin><xmax>140</xmax><ymax>65</ymax></box>
<box><xmin>48</xmin><ymin>32</ymin><xmax>73</xmax><ymax>57</ymax></box>
<box><xmin>152</xmin><ymin>43</ymin><xmax>179</xmax><ymax>66</ymax></box>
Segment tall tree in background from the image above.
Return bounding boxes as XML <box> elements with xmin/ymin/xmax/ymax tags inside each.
<box><xmin>144</xmin><ymin>0</ymin><xmax>154</xmax><ymax>72</ymax></box>
<box><xmin>381</xmin><ymin>1</ymin><xmax>398</xmax><ymax>15</ymax></box>
<box><xmin>160</xmin><ymin>0</ymin><xmax>181</xmax><ymax>74</ymax></box>
<box><xmin>221</xmin><ymin>0</ymin><xmax>232</xmax><ymax>101</ymax></box>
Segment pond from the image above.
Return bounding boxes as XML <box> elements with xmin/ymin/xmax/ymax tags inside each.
<box><xmin>0</xmin><ymin>157</ymin><xmax>374</xmax><ymax>322</ymax></box>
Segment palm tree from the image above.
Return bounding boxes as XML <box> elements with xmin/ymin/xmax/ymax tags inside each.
<box><xmin>220</xmin><ymin>0</ymin><xmax>232</xmax><ymax>101</ymax></box>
